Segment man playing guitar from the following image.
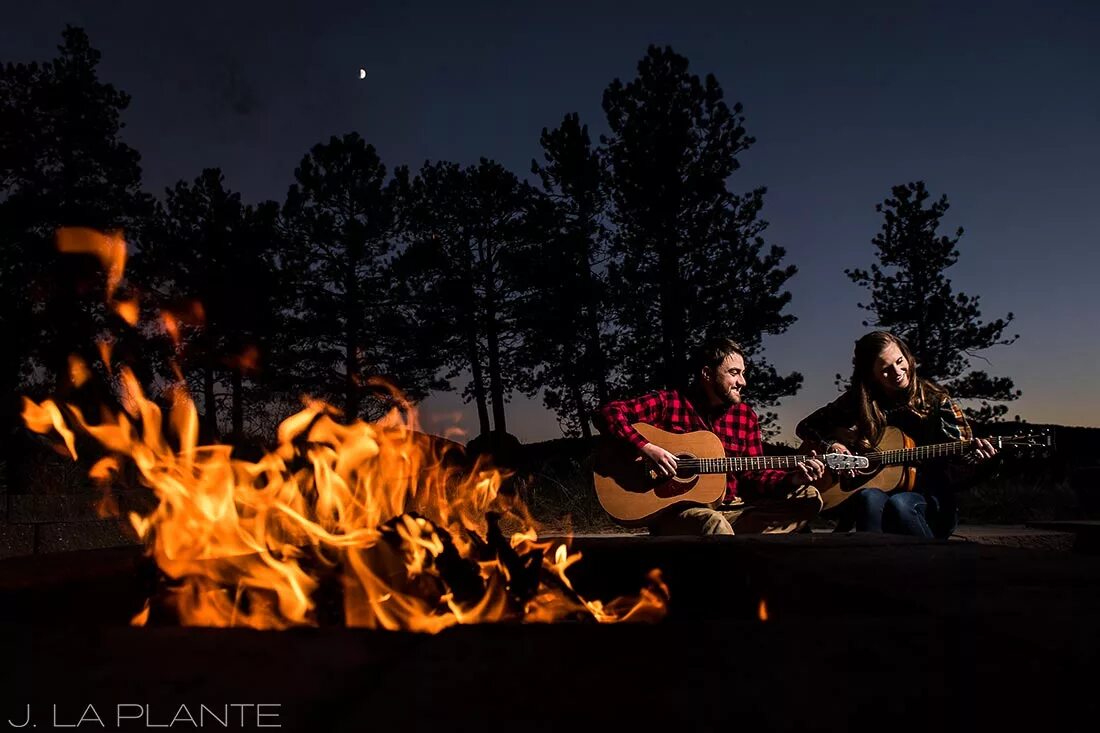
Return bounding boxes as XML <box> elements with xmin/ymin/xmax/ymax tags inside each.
<box><xmin>597</xmin><ymin>337</ymin><xmax>825</xmax><ymax>536</ymax></box>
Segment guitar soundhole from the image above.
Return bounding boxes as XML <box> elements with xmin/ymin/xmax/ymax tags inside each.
<box><xmin>673</xmin><ymin>454</ymin><xmax>696</xmax><ymax>481</ymax></box>
<box><xmin>644</xmin><ymin>454</ymin><xmax>698</xmax><ymax>499</ymax></box>
<box><xmin>654</xmin><ymin>474</ymin><xmax>699</xmax><ymax>499</ymax></box>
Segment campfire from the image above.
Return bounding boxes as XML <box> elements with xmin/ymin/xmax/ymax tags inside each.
<box><xmin>22</xmin><ymin>228</ymin><xmax>668</xmax><ymax>630</ymax></box>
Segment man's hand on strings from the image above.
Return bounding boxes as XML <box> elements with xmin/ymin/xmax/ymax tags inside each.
<box><xmin>641</xmin><ymin>442</ymin><xmax>679</xmax><ymax>478</ymax></box>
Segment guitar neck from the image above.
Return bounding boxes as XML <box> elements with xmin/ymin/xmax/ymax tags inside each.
<box><xmin>868</xmin><ymin>440</ymin><xmax>970</xmax><ymax>465</ymax></box>
<box><xmin>678</xmin><ymin>455</ymin><xmax>812</xmax><ymax>474</ymax></box>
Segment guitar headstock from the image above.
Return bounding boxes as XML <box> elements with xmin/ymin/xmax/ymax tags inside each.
<box><xmin>992</xmin><ymin>429</ymin><xmax>1055</xmax><ymax>454</ymax></box>
<box><xmin>823</xmin><ymin>453</ymin><xmax>870</xmax><ymax>470</ymax></box>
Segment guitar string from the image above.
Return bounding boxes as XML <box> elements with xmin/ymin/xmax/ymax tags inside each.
<box><xmin>673</xmin><ymin>436</ymin><xmax>1037</xmax><ymax>472</ymax></box>
<box><xmin>675</xmin><ymin>455</ymin><xmax>855</xmax><ymax>472</ymax></box>
<box><xmin>866</xmin><ymin>436</ymin><xmax>1035</xmax><ymax>463</ymax></box>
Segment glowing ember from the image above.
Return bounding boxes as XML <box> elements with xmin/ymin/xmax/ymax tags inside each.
<box><xmin>68</xmin><ymin>355</ymin><xmax>92</xmax><ymax>388</ymax></box>
<box><xmin>114</xmin><ymin>298</ymin><xmax>140</xmax><ymax>326</ymax></box>
<box><xmin>22</xmin><ymin>227</ymin><xmax>668</xmax><ymax>631</ymax></box>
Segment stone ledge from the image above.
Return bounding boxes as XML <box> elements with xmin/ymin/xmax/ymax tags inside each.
<box><xmin>0</xmin><ymin>524</ymin><xmax>34</xmax><ymax>560</ymax></box>
<box><xmin>954</xmin><ymin>528</ymin><xmax>1076</xmax><ymax>552</ymax></box>
<box><xmin>36</xmin><ymin>519</ymin><xmax>139</xmax><ymax>554</ymax></box>
<box><xmin>1026</xmin><ymin>520</ymin><xmax>1100</xmax><ymax>553</ymax></box>
<box><xmin>0</xmin><ymin>520</ymin><xmax>141</xmax><ymax>557</ymax></box>
<box><xmin>7</xmin><ymin>491</ymin><xmax>156</xmax><ymax>523</ymax></box>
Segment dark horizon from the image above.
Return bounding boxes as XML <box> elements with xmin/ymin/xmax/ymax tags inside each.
<box><xmin>5</xmin><ymin>0</ymin><xmax>1099</xmax><ymax>443</ymax></box>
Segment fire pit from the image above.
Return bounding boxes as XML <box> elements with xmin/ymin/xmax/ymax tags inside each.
<box><xmin>4</xmin><ymin>534</ymin><xmax>1100</xmax><ymax>732</ymax></box>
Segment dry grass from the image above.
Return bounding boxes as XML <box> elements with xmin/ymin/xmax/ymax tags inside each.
<box><xmin>512</xmin><ymin>448</ymin><xmax>636</xmax><ymax>535</ymax></box>
<box><xmin>958</xmin><ymin>474</ymin><xmax>1081</xmax><ymax>524</ymax></box>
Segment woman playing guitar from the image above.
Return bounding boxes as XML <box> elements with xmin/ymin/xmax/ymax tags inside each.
<box><xmin>796</xmin><ymin>331</ymin><xmax>999</xmax><ymax>538</ymax></box>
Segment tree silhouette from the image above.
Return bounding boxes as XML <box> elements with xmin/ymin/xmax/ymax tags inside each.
<box><xmin>1</xmin><ymin>26</ymin><xmax>151</xmax><ymax>384</ymax></box>
<box><xmin>398</xmin><ymin>159</ymin><xmax>534</xmax><ymax>438</ymax></box>
<box><xmin>0</xmin><ymin>26</ymin><xmax>151</xmax><ymax>484</ymax></box>
<box><xmin>847</xmin><ymin>181</ymin><xmax>1020</xmax><ymax>421</ymax></box>
<box><xmin>279</xmin><ymin>134</ymin><xmax>444</xmax><ymax>422</ymax></box>
<box><xmin>218</xmin><ymin>199</ymin><xmax>283</xmax><ymax>438</ymax></box>
<box><xmin>136</xmin><ymin>169</ymin><xmax>280</xmax><ymax>439</ymax></box>
<box><xmin>600</xmin><ymin>45</ymin><xmax>801</xmax><ymax>426</ymax></box>
<box><xmin>520</xmin><ymin>113</ymin><xmax>612</xmax><ymax>437</ymax></box>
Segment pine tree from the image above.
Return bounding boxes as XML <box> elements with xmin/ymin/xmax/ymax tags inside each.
<box><xmin>519</xmin><ymin>113</ymin><xmax>611</xmax><ymax>437</ymax></box>
<box><xmin>0</xmin><ymin>26</ymin><xmax>151</xmax><ymax>484</ymax></box>
<box><xmin>1</xmin><ymin>26</ymin><xmax>152</xmax><ymax>390</ymax></box>
<box><xmin>847</xmin><ymin>181</ymin><xmax>1020</xmax><ymax>420</ymax></box>
<box><xmin>279</xmin><ymin>134</ymin><xmax>443</xmax><ymax>422</ymax></box>
<box><xmin>601</xmin><ymin>46</ymin><xmax>801</xmax><ymax>426</ymax></box>
<box><xmin>137</xmin><ymin>169</ymin><xmax>270</xmax><ymax>439</ymax></box>
<box><xmin>398</xmin><ymin>159</ymin><xmax>534</xmax><ymax>438</ymax></box>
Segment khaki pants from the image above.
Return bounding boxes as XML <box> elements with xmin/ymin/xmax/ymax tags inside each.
<box><xmin>649</xmin><ymin>486</ymin><xmax>823</xmax><ymax>537</ymax></box>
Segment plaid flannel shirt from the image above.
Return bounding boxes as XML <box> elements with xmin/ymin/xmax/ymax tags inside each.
<box><xmin>597</xmin><ymin>388</ymin><xmax>790</xmax><ymax>501</ymax></box>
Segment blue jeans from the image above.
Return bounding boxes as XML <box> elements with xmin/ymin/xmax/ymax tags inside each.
<box><xmin>850</xmin><ymin>488</ymin><xmax>957</xmax><ymax>538</ymax></box>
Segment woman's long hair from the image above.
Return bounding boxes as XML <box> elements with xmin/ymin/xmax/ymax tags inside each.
<box><xmin>848</xmin><ymin>331</ymin><xmax>948</xmax><ymax>450</ymax></box>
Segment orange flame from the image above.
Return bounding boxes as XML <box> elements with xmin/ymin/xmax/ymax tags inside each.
<box><xmin>189</xmin><ymin>300</ymin><xmax>205</xmax><ymax>324</ymax></box>
<box><xmin>56</xmin><ymin>227</ymin><xmax>127</xmax><ymax>300</ymax></box>
<box><xmin>97</xmin><ymin>340</ymin><xmax>114</xmax><ymax>376</ymax></box>
<box><xmin>24</xmin><ymin>380</ymin><xmax>666</xmax><ymax>629</ymax></box>
<box><xmin>162</xmin><ymin>312</ymin><xmax>181</xmax><ymax>346</ymax></box>
<box><xmin>114</xmin><ymin>297</ymin><xmax>140</xmax><ymax>326</ymax></box>
<box><xmin>68</xmin><ymin>355</ymin><xmax>91</xmax><ymax>388</ymax></box>
<box><xmin>758</xmin><ymin>598</ymin><xmax>769</xmax><ymax>622</ymax></box>
<box><xmin>131</xmin><ymin>600</ymin><xmax>151</xmax><ymax>627</ymax></box>
<box><xmin>229</xmin><ymin>345</ymin><xmax>261</xmax><ymax>374</ymax></box>
<box><xmin>25</xmin><ymin>229</ymin><xmax>668</xmax><ymax>630</ymax></box>
<box><xmin>21</xmin><ymin>398</ymin><xmax>78</xmax><ymax>460</ymax></box>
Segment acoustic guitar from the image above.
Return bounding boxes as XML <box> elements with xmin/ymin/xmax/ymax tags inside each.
<box><xmin>592</xmin><ymin>423</ymin><xmax>869</xmax><ymax>526</ymax></box>
<box><xmin>814</xmin><ymin>426</ymin><xmax>1052</xmax><ymax>511</ymax></box>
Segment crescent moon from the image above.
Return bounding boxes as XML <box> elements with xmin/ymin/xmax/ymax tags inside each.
<box><xmin>359</xmin><ymin>69</ymin><xmax>367</xmax><ymax>79</ymax></box>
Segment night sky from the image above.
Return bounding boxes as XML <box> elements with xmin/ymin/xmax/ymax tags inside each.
<box><xmin>5</xmin><ymin>0</ymin><xmax>1099</xmax><ymax>443</ymax></box>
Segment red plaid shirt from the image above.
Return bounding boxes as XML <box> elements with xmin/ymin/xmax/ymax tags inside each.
<box><xmin>597</xmin><ymin>387</ymin><xmax>791</xmax><ymax>500</ymax></box>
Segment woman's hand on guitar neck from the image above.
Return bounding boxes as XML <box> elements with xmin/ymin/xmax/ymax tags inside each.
<box><xmin>640</xmin><ymin>442</ymin><xmax>679</xmax><ymax>478</ymax></box>
<box><xmin>970</xmin><ymin>438</ymin><xmax>998</xmax><ymax>463</ymax></box>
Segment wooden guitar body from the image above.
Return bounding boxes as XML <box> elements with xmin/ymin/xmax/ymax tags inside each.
<box><xmin>811</xmin><ymin>426</ymin><xmax>917</xmax><ymax>512</ymax></box>
<box><xmin>594</xmin><ymin>423</ymin><xmax>870</xmax><ymax>526</ymax></box>
<box><xmin>593</xmin><ymin>424</ymin><xmax>728</xmax><ymax>526</ymax></box>
<box><xmin>594</xmin><ymin>423</ymin><xmax>869</xmax><ymax>525</ymax></box>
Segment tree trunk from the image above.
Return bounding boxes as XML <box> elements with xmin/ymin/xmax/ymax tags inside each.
<box><xmin>231</xmin><ymin>367</ymin><xmax>243</xmax><ymax>438</ymax></box>
<box><xmin>656</xmin><ymin>234</ymin><xmax>684</xmax><ymax>387</ymax></box>
<box><xmin>483</xmin><ymin>265</ymin><xmax>507</xmax><ymax>434</ymax></box>
<box><xmin>465</xmin><ymin>327</ymin><xmax>491</xmax><ymax>436</ymax></box>
<box><xmin>344</xmin><ymin>325</ymin><xmax>359</xmax><ymax>421</ymax></box>
<box><xmin>459</xmin><ymin>246</ymin><xmax>491</xmax><ymax>437</ymax></box>
<box><xmin>202</xmin><ymin>364</ymin><xmax>218</xmax><ymax>440</ymax></box>
<box><xmin>344</xmin><ymin>248</ymin><xmax>363</xmax><ymax>421</ymax></box>
<box><xmin>571</xmin><ymin>377</ymin><xmax>591</xmax><ymax>439</ymax></box>
<box><xmin>577</xmin><ymin>230</ymin><xmax>609</xmax><ymax>403</ymax></box>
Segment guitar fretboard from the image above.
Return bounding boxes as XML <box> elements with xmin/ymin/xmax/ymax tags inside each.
<box><xmin>867</xmin><ymin>441</ymin><xmax>970</xmax><ymax>465</ymax></box>
<box><xmin>676</xmin><ymin>455</ymin><xmax>814</xmax><ymax>473</ymax></box>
